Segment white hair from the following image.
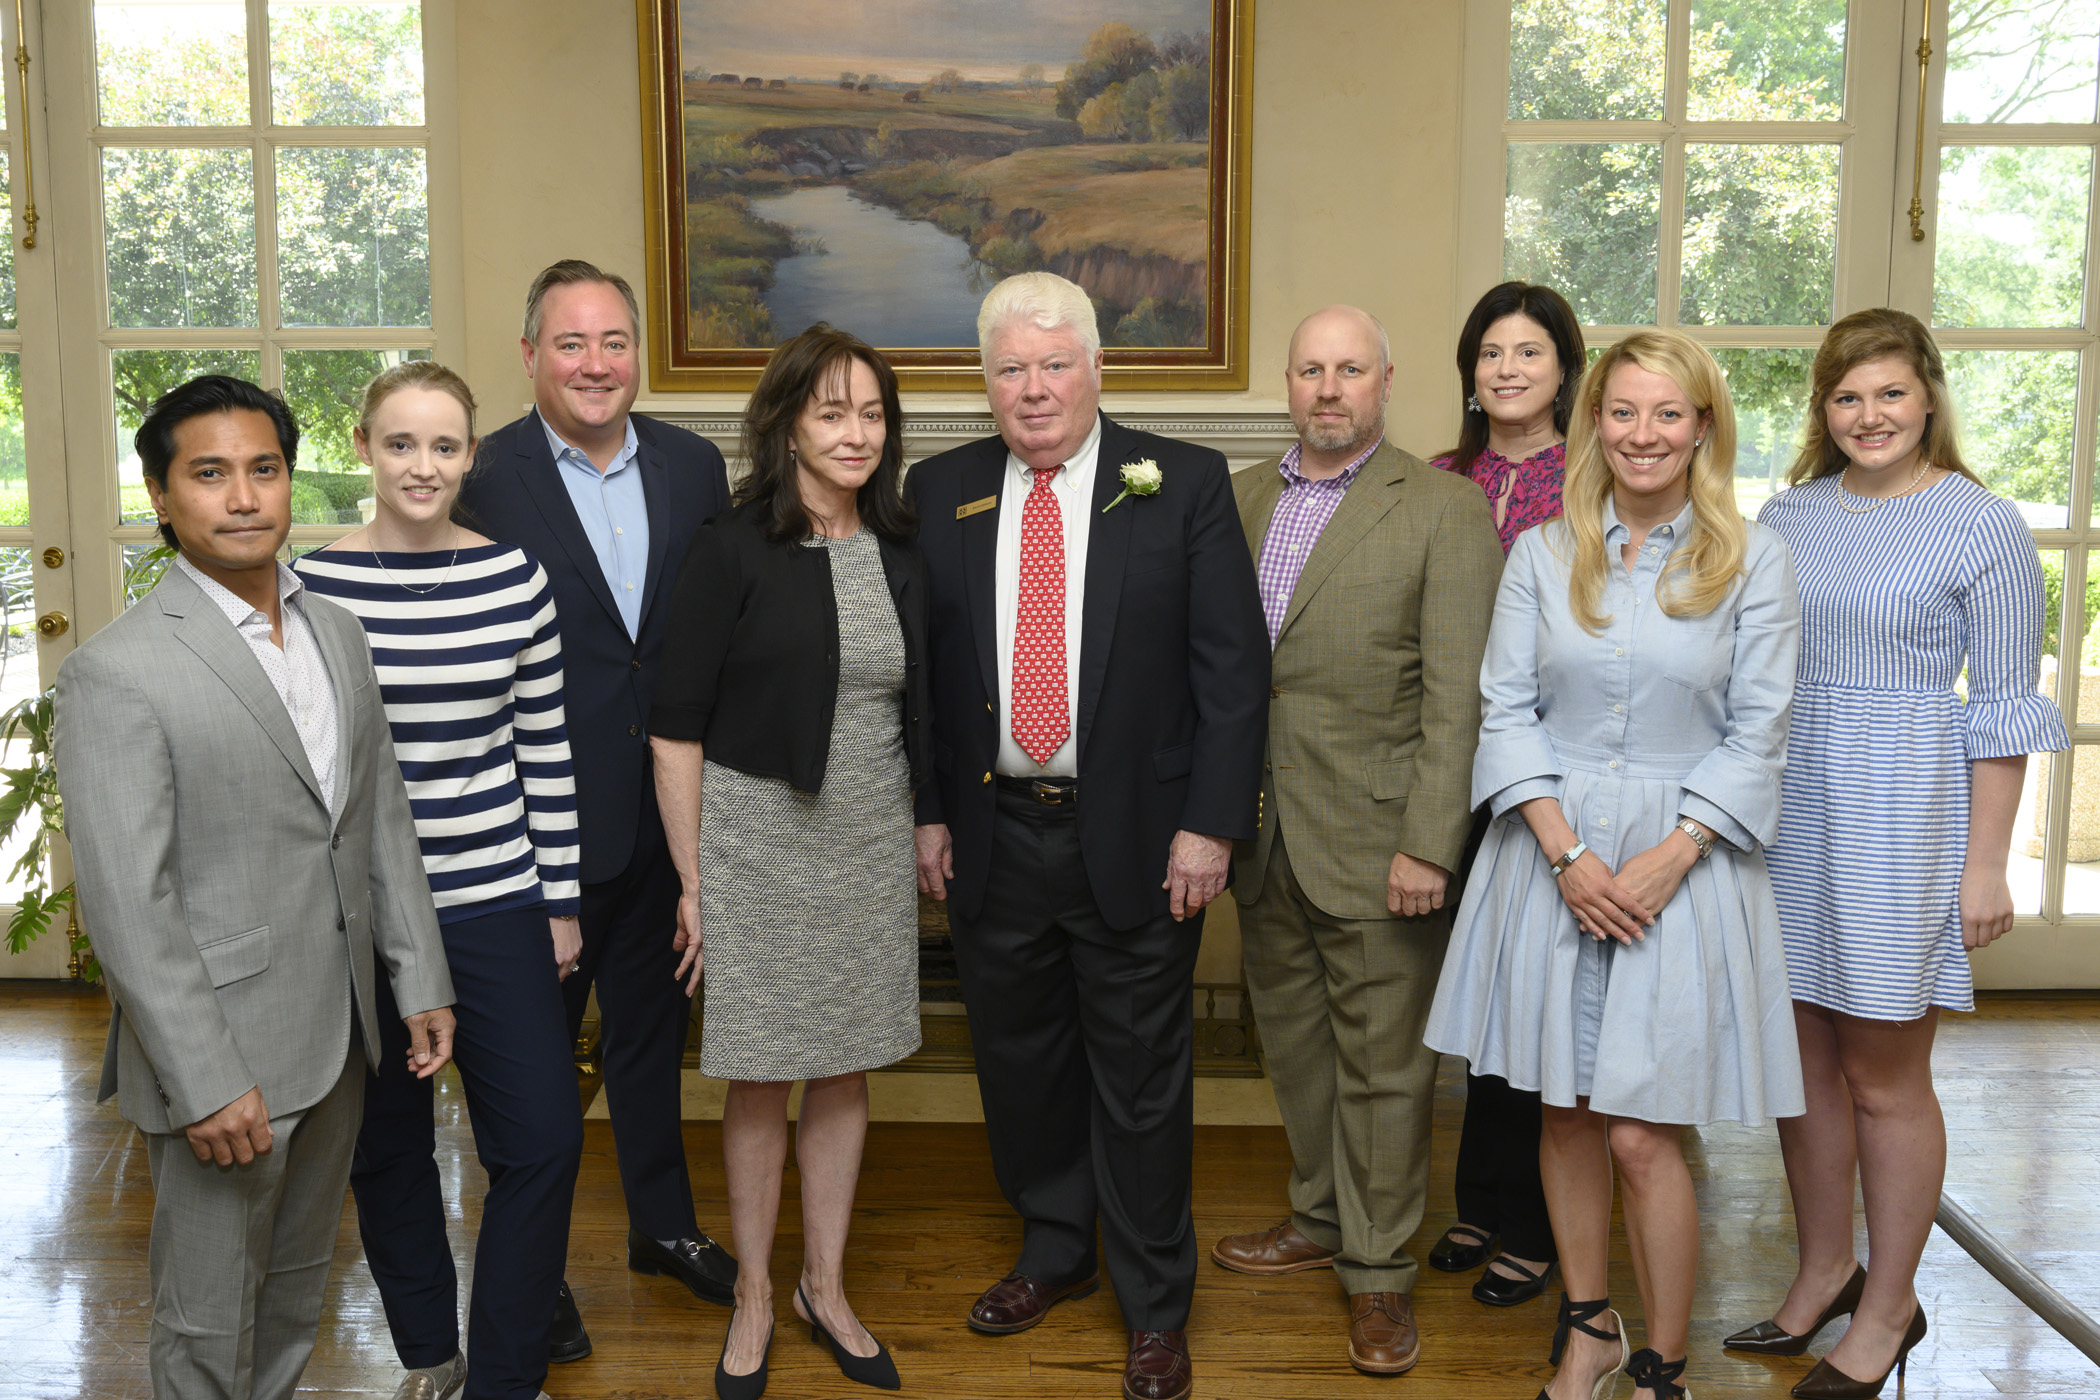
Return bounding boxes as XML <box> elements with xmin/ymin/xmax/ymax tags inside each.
<box><xmin>976</xmin><ymin>271</ymin><xmax>1102</xmax><ymax>367</ymax></box>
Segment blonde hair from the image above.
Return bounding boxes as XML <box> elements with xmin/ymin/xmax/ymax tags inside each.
<box><xmin>1787</xmin><ymin>306</ymin><xmax>1978</xmax><ymax>487</ymax></box>
<box><xmin>976</xmin><ymin>271</ymin><xmax>1101</xmax><ymax>364</ymax></box>
<box><xmin>1560</xmin><ymin>329</ymin><xmax>1746</xmax><ymax>634</ymax></box>
<box><xmin>356</xmin><ymin>359</ymin><xmax>478</xmax><ymax>443</ymax></box>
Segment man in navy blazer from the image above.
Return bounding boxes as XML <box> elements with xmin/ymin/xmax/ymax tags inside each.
<box><xmin>909</xmin><ymin>273</ymin><xmax>1268</xmax><ymax>1400</ymax></box>
<box><xmin>459</xmin><ymin>260</ymin><xmax>735</xmax><ymax>1359</ymax></box>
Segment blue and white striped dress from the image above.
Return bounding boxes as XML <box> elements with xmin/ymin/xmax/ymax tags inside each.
<box><xmin>1757</xmin><ymin>474</ymin><xmax>2068</xmax><ymax>1019</ymax></box>
<box><xmin>292</xmin><ymin>543</ymin><xmax>582</xmax><ymax>922</ymax></box>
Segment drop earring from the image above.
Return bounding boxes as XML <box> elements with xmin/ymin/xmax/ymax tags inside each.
<box><xmin>1466</xmin><ymin>394</ymin><xmax>1481</xmax><ymax>413</ymax></box>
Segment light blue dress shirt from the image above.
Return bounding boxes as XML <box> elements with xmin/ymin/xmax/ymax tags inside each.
<box><xmin>543</xmin><ymin>414</ymin><xmax>650</xmax><ymax>638</ymax></box>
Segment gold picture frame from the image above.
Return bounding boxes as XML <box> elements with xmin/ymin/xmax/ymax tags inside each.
<box><xmin>636</xmin><ymin>0</ymin><xmax>1253</xmax><ymax>392</ymax></box>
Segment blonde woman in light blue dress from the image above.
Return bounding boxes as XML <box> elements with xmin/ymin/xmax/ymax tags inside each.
<box><xmin>1426</xmin><ymin>330</ymin><xmax>1805</xmax><ymax>1400</ymax></box>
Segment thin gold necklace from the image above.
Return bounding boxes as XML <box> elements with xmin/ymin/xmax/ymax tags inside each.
<box><xmin>1838</xmin><ymin>459</ymin><xmax>1931</xmax><ymax>514</ymax></box>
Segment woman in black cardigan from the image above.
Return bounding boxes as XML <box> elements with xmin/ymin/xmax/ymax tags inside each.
<box><xmin>651</xmin><ymin>324</ymin><xmax>926</xmax><ymax>1400</ymax></box>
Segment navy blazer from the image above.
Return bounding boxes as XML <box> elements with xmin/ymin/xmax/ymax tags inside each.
<box><xmin>906</xmin><ymin>413</ymin><xmax>1270</xmax><ymax>930</ymax></box>
<box><xmin>462</xmin><ymin>409</ymin><xmax>731</xmax><ymax>884</ymax></box>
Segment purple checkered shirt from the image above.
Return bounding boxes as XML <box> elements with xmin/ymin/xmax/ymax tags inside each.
<box><xmin>1256</xmin><ymin>436</ymin><xmax>1383</xmax><ymax>645</ymax></box>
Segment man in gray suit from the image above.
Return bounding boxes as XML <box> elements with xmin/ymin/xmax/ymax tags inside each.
<box><xmin>56</xmin><ymin>375</ymin><xmax>456</xmax><ymax>1400</ymax></box>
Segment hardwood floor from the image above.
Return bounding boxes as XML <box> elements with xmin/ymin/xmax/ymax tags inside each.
<box><xmin>2</xmin><ymin>981</ymin><xmax>2094</xmax><ymax>1398</ymax></box>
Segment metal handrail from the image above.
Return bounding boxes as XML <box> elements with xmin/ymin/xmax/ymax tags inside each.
<box><xmin>1936</xmin><ymin>1192</ymin><xmax>2100</xmax><ymax>1367</ymax></box>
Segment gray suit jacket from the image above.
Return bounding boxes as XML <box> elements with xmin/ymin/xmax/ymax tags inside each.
<box><xmin>1231</xmin><ymin>441</ymin><xmax>1504</xmax><ymax>919</ymax></box>
<box><xmin>55</xmin><ymin>564</ymin><xmax>453</xmax><ymax>1133</ymax></box>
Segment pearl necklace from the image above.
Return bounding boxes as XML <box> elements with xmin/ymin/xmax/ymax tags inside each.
<box><xmin>370</xmin><ymin>526</ymin><xmax>461</xmax><ymax>595</ymax></box>
<box><xmin>1837</xmin><ymin>459</ymin><xmax>1932</xmax><ymax>514</ymax></box>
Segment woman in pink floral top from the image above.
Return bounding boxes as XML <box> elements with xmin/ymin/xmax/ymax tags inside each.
<box><xmin>1432</xmin><ymin>281</ymin><xmax>1586</xmax><ymax>556</ymax></box>
<box><xmin>1426</xmin><ymin>280</ymin><xmax>1586</xmax><ymax>1312</ymax></box>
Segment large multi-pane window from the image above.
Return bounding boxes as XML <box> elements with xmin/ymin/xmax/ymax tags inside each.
<box><xmin>1908</xmin><ymin>1</ymin><xmax>2100</xmax><ymax>926</ymax></box>
<box><xmin>81</xmin><ymin>0</ymin><xmax>434</xmax><ymax>572</ymax></box>
<box><xmin>1463</xmin><ymin>0</ymin><xmax>2100</xmax><ymax>977</ymax></box>
<box><xmin>1495</xmin><ymin>0</ymin><xmax>1876</xmax><ymax>511</ymax></box>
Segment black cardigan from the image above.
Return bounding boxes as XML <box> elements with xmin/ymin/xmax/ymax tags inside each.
<box><xmin>649</xmin><ymin>498</ymin><xmax>929</xmax><ymax>794</ymax></box>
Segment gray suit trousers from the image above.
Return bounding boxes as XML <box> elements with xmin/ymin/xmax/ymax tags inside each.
<box><xmin>143</xmin><ymin>1039</ymin><xmax>363</xmax><ymax>1400</ymax></box>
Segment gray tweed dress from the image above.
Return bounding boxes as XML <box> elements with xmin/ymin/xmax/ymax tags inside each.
<box><xmin>697</xmin><ymin>529</ymin><xmax>922</xmax><ymax>1081</ymax></box>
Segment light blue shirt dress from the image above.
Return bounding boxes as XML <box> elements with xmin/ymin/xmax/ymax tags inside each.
<box><xmin>1424</xmin><ymin>501</ymin><xmax>1809</xmax><ymax>1126</ymax></box>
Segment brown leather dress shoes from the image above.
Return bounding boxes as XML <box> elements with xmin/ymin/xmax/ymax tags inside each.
<box><xmin>1209</xmin><ymin>1221</ymin><xmax>1339</xmax><ymax>1275</ymax></box>
<box><xmin>966</xmin><ymin>1270</ymin><xmax>1101</xmax><ymax>1334</ymax></box>
<box><xmin>1123</xmin><ymin>1329</ymin><xmax>1192</xmax><ymax>1400</ymax></box>
<box><xmin>1348</xmin><ymin>1292</ymin><xmax>1420</xmax><ymax>1374</ymax></box>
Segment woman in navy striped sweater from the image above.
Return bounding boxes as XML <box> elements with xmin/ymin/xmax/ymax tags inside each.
<box><xmin>294</xmin><ymin>360</ymin><xmax>584</xmax><ymax>1400</ymax></box>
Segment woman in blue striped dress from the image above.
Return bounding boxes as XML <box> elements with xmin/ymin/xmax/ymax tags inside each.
<box><xmin>293</xmin><ymin>361</ymin><xmax>585</xmax><ymax>1400</ymax></box>
<box><xmin>1731</xmin><ymin>310</ymin><xmax>2068</xmax><ymax>1399</ymax></box>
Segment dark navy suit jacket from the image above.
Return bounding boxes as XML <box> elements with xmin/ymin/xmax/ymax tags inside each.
<box><xmin>906</xmin><ymin>413</ymin><xmax>1269</xmax><ymax>930</ymax></box>
<box><xmin>462</xmin><ymin>409</ymin><xmax>731</xmax><ymax>885</ymax></box>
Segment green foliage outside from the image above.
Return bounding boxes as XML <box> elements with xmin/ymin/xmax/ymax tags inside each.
<box><xmin>1505</xmin><ymin>0</ymin><xmax>2087</xmax><ymax>527</ymax></box>
<box><xmin>2036</xmin><ymin>550</ymin><xmax>2100</xmax><ymax>664</ymax></box>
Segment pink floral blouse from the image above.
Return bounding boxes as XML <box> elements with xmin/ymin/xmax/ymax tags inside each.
<box><xmin>1432</xmin><ymin>441</ymin><xmax>1567</xmax><ymax>556</ymax></box>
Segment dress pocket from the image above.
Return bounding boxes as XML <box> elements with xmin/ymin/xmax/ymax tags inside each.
<box><xmin>1661</xmin><ymin>626</ymin><xmax>1732</xmax><ymax>693</ymax></box>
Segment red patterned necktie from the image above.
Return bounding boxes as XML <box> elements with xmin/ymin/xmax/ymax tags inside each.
<box><xmin>1011</xmin><ymin>464</ymin><xmax>1069</xmax><ymax>764</ymax></box>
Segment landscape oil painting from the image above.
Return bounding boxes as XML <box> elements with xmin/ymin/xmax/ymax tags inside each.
<box><xmin>639</xmin><ymin>0</ymin><xmax>1251</xmax><ymax>389</ymax></box>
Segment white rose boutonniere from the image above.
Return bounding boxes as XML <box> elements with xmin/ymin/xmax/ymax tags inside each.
<box><xmin>1103</xmin><ymin>459</ymin><xmax>1163</xmax><ymax>513</ymax></box>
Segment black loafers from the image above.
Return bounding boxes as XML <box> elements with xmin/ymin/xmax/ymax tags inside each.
<box><xmin>628</xmin><ymin>1228</ymin><xmax>738</xmax><ymax>1304</ymax></box>
<box><xmin>1473</xmin><ymin>1255</ymin><xmax>1555</xmax><ymax>1307</ymax></box>
<box><xmin>1427</xmin><ymin>1223</ymin><xmax>1497</xmax><ymax>1273</ymax></box>
<box><xmin>548</xmin><ymin>1279</ymin><xmax>592</xmax><ymax>1363</ymax></box>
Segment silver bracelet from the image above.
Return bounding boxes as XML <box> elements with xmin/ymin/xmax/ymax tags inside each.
<box><xmin>1674</xmin><ymin>818</ymin><xmax>1715</xmax><ymax>860</ymax></box>
<box><xmin>1548</xmin><ymin>841</ymin><xmax>1588</xmax><ymax>878</ymax></box>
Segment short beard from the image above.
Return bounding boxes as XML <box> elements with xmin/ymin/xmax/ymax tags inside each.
<box><xmin>1300</xmin><ymin>411</ymin><xmax>1382</xmax><ymax>456</ymax></box>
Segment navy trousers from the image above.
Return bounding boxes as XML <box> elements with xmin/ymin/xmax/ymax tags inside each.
<box><xmin>351</xmin><ymin>903</ymin><xmax>583</xmax><ymax>1400</ymax></box>
<box><xmin>560</xmin><ymin>800</ymin><xmax>699</xmax><ymax>1240</ymax></box>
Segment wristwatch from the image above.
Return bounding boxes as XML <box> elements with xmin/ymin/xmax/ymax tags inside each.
<box><xmin>1548</xmin><ymin>841</ymin><xmax>1588</xmax><ymax>878</ymax></box>
<box><xmin>1675</xmin><ymin>818</ymin><xmax>1715</xmax><ymax>860</ymax></box>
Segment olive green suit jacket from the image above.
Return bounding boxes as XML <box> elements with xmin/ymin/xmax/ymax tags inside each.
<box><xmin>1232</xmin><ymin>440</ymin><xmax>1504</xmax><ymax>919</ymax></box>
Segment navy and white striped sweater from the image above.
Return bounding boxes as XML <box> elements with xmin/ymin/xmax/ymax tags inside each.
<box><xmin>294</xmin><ymin>542</ymin><xmax>582</xmax><ymax>923</ymax></box>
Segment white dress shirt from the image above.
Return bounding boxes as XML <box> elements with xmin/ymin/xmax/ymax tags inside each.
<box><xmin>179</xmin><ymin>556</ymin><xmax>341</xmax><ymax>816</ymax></box>
<box><xmin>994</xmin><ymin>415</ymin><xmax>1103</xmax><ymax>777</ymax></box>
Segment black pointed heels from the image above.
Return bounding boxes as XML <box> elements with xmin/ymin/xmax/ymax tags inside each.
<box><xmin>798</xmin><ymin>1283</ymin><xmax>900</xmax><ymax>1390</ymax></box>
<box><xmin>1789</xmin><ymin>1305</ymin><xmax>1928</xmax><ymax>1399</ymax></box>
<box><xmin>1724</xmin><ymin>1264</ymin><xmax>1868</xmax><ymax>1355</ymax></box>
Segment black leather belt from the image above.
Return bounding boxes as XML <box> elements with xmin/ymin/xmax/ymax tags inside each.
<box><xmin>996</xmin><ymin>775</ymin><xmax>1079</xmax><ymax>805</ymax></box>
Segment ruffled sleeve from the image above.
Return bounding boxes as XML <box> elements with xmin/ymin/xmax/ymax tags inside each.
<box><xmin>1675</xmin><ymin>526</ymin><xmax>1801</xmax><ymax>851</ymax></box>
<box><xmin>1474</xmin><ymin>528</ymin><xmax>1566</xmax><ymax>816</ymax></box>
<box><xmin>1956</xmin><ymin>494</ymin><xmax>2071</xmax><ymax>760</ymax></box>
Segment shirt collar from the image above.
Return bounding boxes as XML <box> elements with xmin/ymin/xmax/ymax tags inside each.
<box><xmin>543</xmin><ymin>413</ymin><xmax>640</xmax><ymax>476</ymax></box>
<box><xmin>1280</xmin><ymin>434</ymin><xmax>1384</xmax><ymax>489</ymax></box>
<box><xmin>1601</xmin><ymin>494</ymin><xmax>1698</xmax><ymax>546</ymax></box>
<box><xmin>179</xmin><ymin>555</ymin><xmax>304</xmax><ymax>627</ymax></box>
<box><xmin>1005</xmin><ymin>413</ymin><xmax>1104</xmax><ymax>491</ymax></box>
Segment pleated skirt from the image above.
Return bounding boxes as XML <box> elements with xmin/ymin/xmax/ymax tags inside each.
<box><xmin>1425</xmin><ymin>762</ymin><xmax>1805</xmax><ymax>1127</ymax></box>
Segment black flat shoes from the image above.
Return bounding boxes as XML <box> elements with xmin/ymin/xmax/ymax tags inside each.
<box><xmin>1428</xmin><ymin>1222</ymin><xmax>1497</xmax><ymax>1273</ymax></box>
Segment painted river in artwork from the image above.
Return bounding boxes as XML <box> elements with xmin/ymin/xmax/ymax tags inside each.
<box><xmin>752</xmin><ymin>185</ymin><xmax>988</xmax><ymax>348</ymax></box>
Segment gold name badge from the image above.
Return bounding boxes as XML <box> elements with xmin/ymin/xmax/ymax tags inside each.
<box><xmin>956</xmin><ymin>495</ymin><xmax>999</xmax><ymax>520</ymax></box>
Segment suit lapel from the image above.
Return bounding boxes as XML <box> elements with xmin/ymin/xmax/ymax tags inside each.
<box><xmin>960</xmin><ymin>442</ymin><xmax>1005</xmax><ymax>705</ymax></box>
<box><xmin>1078</xmin><ymin>414</ymin><xmax>1136</xmax><ymax>749</ymax></box>
<box><xmin>634</xmin><ymin>417</ymin><xmax>674</xmax><ymax>627</ymax></box>
<box><xmin>1240</xmin><ymin>458</ymin><xmax>1287</xmax><ymax>559</ymax></box>
<box><xmin>516</xmin><ymin>409</ymin><xmax>627</xmax><ymax>633</ymax></box>
<box><xmin>305</xmin><ymin>600</ymin><xmax>364</xmax><ymax>827</ymax></box>
<box><xmin>161</xmin><ymin>572</ymin><xmax>327</xmax><ymax>812</ymax></box>
<box><xmin>1276</xmin><ymin>441</ymin><xmax>1409</xmax><ymax>643</ymax></box>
